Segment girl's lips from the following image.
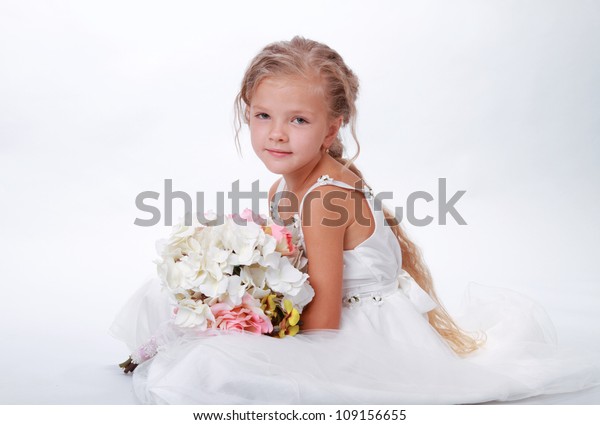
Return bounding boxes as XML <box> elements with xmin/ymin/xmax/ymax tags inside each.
<box><xmin>267</xmin><ymin>149</ymin><xmax>292</xmax><ymax>158</ymax></box>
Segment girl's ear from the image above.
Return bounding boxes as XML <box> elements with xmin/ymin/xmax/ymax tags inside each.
<box><xmin>325</xmin><ymin>116</ymin><xmax>344</xmax><ymax>144</ymax></box>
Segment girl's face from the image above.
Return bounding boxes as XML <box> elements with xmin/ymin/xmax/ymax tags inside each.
<box><xmin>249</xmin><ymin>76</ymin><xmax>341</xmax><ymax>176</ymax></box>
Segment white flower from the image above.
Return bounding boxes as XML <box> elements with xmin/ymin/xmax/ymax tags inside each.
<box><xmin>258</xmin><ymin>250</ymin><xmax>282</xmax><ymax>269</ymax></box>
<box><xmin>196</xmin><ymin>273</ymin><xmax>230</xmax><ymax>298</ymax></box>
<box><xmin>170</xmin><ymin>217</ymin><xmax>198</xmax><ymax>239</ymax></box>
<box><xmin>258</xmin><ymin>252</ymin><xmax>282</xmax><ymax>287</ymax></box>
<box><xmin>265</xmin><ymin>254</ymin><xmax>309</xmax><ymax>298</ymax></box>
<box><xmin>155</xmin><ymin>224</ymin><xmax>205</xmax><ymax>264</ymax></box>
<box><xmin>176</xmin><ymin>251</ymin><xmax>204</xmax><ymax>289</ymax></box>
<box><xmin>240</xmin><ymin>265</ymin><xmax>267</xmax><ymax>289</ymax></box>
<box><xmin>155</xmin><ymin>238</ymin><xmax>183</xmax><ymax>260</ymax></box>
<box><xmin>260</xmin><ymin>234</ymin><xmax>277</xmax><ymax>257</ymax></box>
<box><xmin>198</xmin><ymin>245</ymin><xmax>232</xmax><ymax>282</ymax></box>
<box><xmin>287</xmin><ymin>282</ymin><xmax>315</xmax><ymax>312</ymax></box>
<box><xmin>156</xmin><ymin>257</ymin><xmax>186</xmax><ymax>292</ymax></box>
<box><xmin>173</xmin><ymin>299</ymin><xmax>214</xmax><ymax>329</ymax></box>
<box><xmin>217</xmin><ymin>275</ymin><xmax>246</xmax><ymax>306</ymax></box>
<box><xmin>247</xmin><ymin>285</ymin><xmax>270</xmax><ymax>299</ymax></box>
<box><xmin>221</xmin><ymin>219</ymin><xmax>264</xmax><ymax>265</ymax></box>
<box><xmin>156</xmin><ymin>251</ymin><xmax>205</xmax><ymax>292</ymax></box>
<box><xmin>158</xmin><ymin>216</ymin><xmax>203</xmax><ymax>253</ymax></box>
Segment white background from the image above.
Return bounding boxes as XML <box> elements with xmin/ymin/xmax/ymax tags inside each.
<box><xmin>0</xmin><ymin>0</ymin><xmax>599</xmax><ymax>403</ymax></box>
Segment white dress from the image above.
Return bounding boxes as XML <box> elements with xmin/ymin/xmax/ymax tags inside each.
<box><xmin>110</xmin><ymin>174</ymin><xmax>600</xmax><ymax>404</ymax></box>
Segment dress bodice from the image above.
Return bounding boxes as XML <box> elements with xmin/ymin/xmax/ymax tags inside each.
<box><xmin>270</xmin><ymin>174</ymin><xmax>418</xmax><ymax>307</ymax></box>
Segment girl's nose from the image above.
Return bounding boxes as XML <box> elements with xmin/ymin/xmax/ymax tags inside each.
<box><xmin>269</xmin><ymin>122</ymin><xmax>288</xmax><ymax>142</ymax></box>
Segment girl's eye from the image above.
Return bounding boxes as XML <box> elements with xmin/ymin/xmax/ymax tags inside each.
<box><xmin>255</xmin><ymin>113</ymin><xmax>269</xmax><ymax>119</ymax></box>
<box><xmin>292</xmin><ymin>117</ymin><xmax>308</xmax><ymax>124</ymax></box>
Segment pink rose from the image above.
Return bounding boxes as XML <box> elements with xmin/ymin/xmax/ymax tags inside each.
<box><xmin>239</xmin><ymin>208</ymin><xmax>256</xmax><ymax>222</ymax></box>
<box><xmin>210</xmin><ymin>294</ymin><xmax>273</xmax><ymax>334</ymax></box>
<box><xmin>270</xmin><ymin>224</ymin><xmax>295</xmax><ymax>255</ymax></box>
<box><xmin>228</xmin><ymin>208</ymin><xmax>266</xmax><ymax>226</ymax></box>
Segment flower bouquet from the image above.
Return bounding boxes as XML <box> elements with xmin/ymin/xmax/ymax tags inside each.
<box><xmin>119</xmin><ymin>209</ymin><xmax>314</xmax><ymax>373</ymax></box>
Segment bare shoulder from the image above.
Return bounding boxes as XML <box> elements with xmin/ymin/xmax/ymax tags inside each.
<box><xmin>310</xmin><ymin>167</ymin><xmax>370</xmax><ymax>224</ymax></box>
<box><xmin>327</xmin><ymin>167</ymin><xmax>375</xmax><ymax>250</ymax></box>
<box><xmin>300</xmin><ymin>183</ymin><xmax>356</xmax><ymax>231</ymax></box>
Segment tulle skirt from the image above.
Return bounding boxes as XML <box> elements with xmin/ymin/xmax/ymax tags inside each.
<box><xmin>109</xmin><ymin>278</ymin><xmax>600</xmax><ymax>404</ymax></box>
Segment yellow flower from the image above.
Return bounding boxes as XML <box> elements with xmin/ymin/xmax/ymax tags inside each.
<box><xmin>284</xmin><ymin>299</ymin><xmax>300</xmax><ymax>327</ymax></box>
<box><xmin>260</xmin><ymin>293</ymin><xmax>278</xmax><ymax>318</ymax></box>
<box><xmin>278</xmin><ymin>299</ymin><xmax>300</xmax><ymax>337</ymax></box>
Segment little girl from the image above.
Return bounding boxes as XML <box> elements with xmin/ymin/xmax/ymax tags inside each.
<box><xmin>111</xmin><ymin>36</ymin><xmax>600</xmax><ymax>404</ymax></box>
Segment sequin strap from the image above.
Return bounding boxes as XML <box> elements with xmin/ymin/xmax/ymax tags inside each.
<box><xmin>298</xmin><ymin>174</ymin><xmax>374</xmax><ymax>223</ymax></box>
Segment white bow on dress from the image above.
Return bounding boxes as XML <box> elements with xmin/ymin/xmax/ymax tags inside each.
<box><xmin>397</xmin><ymin>269</ymin><xmax>438</xmax><ymax>314</ymax></box>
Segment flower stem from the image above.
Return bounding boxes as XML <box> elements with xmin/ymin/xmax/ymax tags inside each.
<box><xmin>118</xmin><ymin>356</ymin><xmax>138</xmax><ymax>374</ymax></box>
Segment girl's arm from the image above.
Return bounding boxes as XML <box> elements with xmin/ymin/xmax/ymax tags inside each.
<box><xmin>296</xmin><ymin>186</ymin><xmax>350</xmax><ymax>331</ymax></box>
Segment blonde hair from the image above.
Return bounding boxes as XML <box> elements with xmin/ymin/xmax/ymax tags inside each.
<box><xmin>234</xmin><ymin>36</ymin><xmax>485</xmax><ymax>356</ymax></box>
